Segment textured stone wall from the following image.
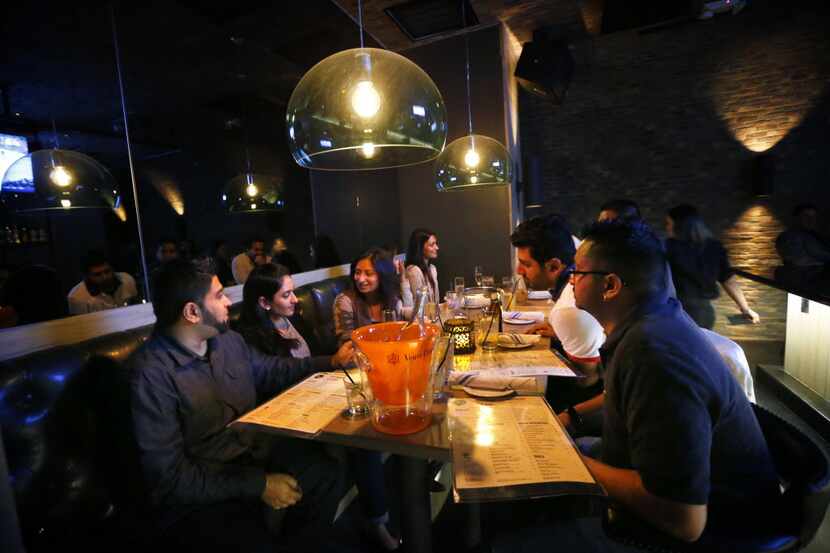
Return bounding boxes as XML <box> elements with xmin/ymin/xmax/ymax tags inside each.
<box><xmin>519</xmin><ymin>4</ymin><xmax>830</xmax><ymax>342</ymax></box>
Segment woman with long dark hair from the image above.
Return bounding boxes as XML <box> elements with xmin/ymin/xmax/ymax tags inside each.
<box><xmin>239</xmin><ymin>263</ymin><xmax>399</xmax><ymax>550</ymax></box>
<box><xmin>334</xmin><ymin>248</ymin><xmax>412</xmax><ymax>345</ymax></box>
<box><xmin>665</xmin><ymin>204</ymin><xmax>759</xmax><ymax>329</ymax></box>
<box><xmin>402</xmin><ymin>228</ymin><xmax>439</xmax><ymax>306</ymax></box>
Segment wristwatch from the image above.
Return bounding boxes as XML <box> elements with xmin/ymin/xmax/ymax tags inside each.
<box><xmin>566</xmin><ymin>405</ymin><xmax>583</xmax><ymax>430</ymax></box>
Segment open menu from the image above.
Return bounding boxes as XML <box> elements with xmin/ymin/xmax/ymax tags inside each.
<box><xmin>230</xmin><ymin>372</ymin><xmax>346</xmax><ymax>437</ymax></box>
<box><xmin>448</xmin><ymin>396</ymin><xmax>605</xmax><ymax>503</ymax></box>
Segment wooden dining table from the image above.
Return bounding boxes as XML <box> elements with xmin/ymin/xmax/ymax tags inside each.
<box><xmin>235</xmin><ymin>300</ymin><xmax>571</xmax><ymax>553</ymax></box>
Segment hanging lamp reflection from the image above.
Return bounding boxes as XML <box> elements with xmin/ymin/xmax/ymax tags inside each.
<box><xmin>0</xmin><ymin>149</ymin><xmax>122</xmax><ymax>212</ymax></box>
<box><xmin>286</xmin><ymin>47</ymin><xmax>447</xmax><ymax>170</ymax></box>
<box><xmin>221</xmin><ymin>172</ymin><xmax>284</xmax><ymax>213</ymax></box>
<box><xmin>435</xmin><ymin>135</ymin><xmax>512</xmax><ymax>191</ymax></box>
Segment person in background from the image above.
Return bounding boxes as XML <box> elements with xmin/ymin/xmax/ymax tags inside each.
<box><xmin>665</xmin><ymin>204</ymin><xmax>759</xmax><ymax>328</ymax></box>
<box><xmin>334</xmin><ymin>248</ymin><xmax>413</xmax><ymax>345</ymax></box>
<box><xmin>775</xmin><ymin>203</ymin><xmax>830</xmax><ymax>287</ymax></box>
<box><xmin>129</xmin><ymin>258</ymin><xmax>354</xmax><ymax>551</ymax></box>
<box><xmin>313</xmin><ymin>235</ymin><xmax>342</xmax><ymax>269</ymax></box>
<box><xmin>212</xmin><ymin>240</ymin><xmax>235</xmax><ymax>286</ymax></box>
<box><xmin>156</xmin><ymin>237</ymin><xmax>179</xmax><ymax>265</ymax></box>
<box><xmin>597</xmin><ymin>198</ymin><xmax>642</xmax><ymax>222</ymax></box>
<box><xmin>178</xmin><ymin>239</ymin><xmax>196</xmax><ymax>261</ymax></box>
<box><xmin>232</xmin><ymin>237</ymin><xmax>267</xmax><ymax>284</ymax></box>
<box><xmin>402</xmin><ymin>228</ymin><xmax>440</xmax><ymax>306</ymax></box>
<box><xmin>68</xmin><ymin>250</ymin><xmax>138</xmax><ymax>314</ymax></box>
<box><xmin>271</xmin><ymin>236</ymin><xmax>302</xmax><ymax>275</ymax></box>
<box><xmin>238</xmin><ymin>263</ymin><xmax>399</xmax><ymax>550</ymax></box>
<box><xmin>510</xmin><ymin>215</ymin><xmax>606</xmax><ymax>415</ymax></box>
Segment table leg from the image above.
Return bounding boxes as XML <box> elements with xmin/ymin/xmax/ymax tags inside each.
<box><xmin>400</xmin><ymin>456</ymin><xmax>431</xmax><ymax>553</ymax></box>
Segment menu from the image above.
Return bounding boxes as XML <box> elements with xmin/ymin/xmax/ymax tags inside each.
<box><xmin>448</xmin><ymin>396</ymin><xmax>604</xmax><ymax>503</ymax></box>
<box><xmin>231</xmin><ymin>372</ymin><xmax>346</xmax><ymax>436</ymax></box>
<box><xmin>469</xmin><ymin>347</ymin><xmax>577</xmax><ymax>378</ymax></box>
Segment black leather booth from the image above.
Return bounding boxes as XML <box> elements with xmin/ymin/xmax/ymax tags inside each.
<box><xmin>0</xmin><ymin>275</ymin><xmax>351</xmax><ymax>552</ymax></box>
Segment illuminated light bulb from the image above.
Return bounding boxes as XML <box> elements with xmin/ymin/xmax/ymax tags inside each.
<box><xmin>50</xmin><ymin>165</ymin><xmax>73</xmax><ymax>187</ymax></box>
<box><xmin>351</xmin><ymin>81</ymin><xmax>381</xmax><ymax>118</ymax></box>
<box><xmin>246</xmin><ymin>183</ymin><xmax>258</xmax><ymax>197</ymax></box>
<box><xmin>470</xmin><ymin>175</ymin><xmax>478</xmax><ymax>184</ymax></box>
<box><xmin>250</xmin><ymin>203</ymin><xmax>257</xmax><ymax>210</ymax></box>
<box><xmin>221</xmin><ymin>194</ymin><xmax>227</xmax><ymax>201</ymax></box>
<box><xmin>361</xmin><ymin>142</ymin><xmax>376</xmax><ymax>158</ymax></box>
<box><xmin>464</xmin><ymin>149</ymin><xmax>480</xmax><ymax>168</ymax></box>
<box><xmin>60</xmin><ymin>199</ymin><xmax>72</xmax><ymax>208</ymax></box>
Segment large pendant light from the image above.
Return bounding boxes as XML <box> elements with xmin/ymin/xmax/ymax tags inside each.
<box><xmin>1</xmin><ymin>145</ymin><xmax>121</xmax><ymax>212</ymax></box>
<box><xmin>434</xmin><ymin>7</ymin><xmax>511</xmax><ymax>191</ymax></box>
<box><xmin>286</xmin><ymin>1</ymin><xmax>447</xmax><ymax>171</ymax></box>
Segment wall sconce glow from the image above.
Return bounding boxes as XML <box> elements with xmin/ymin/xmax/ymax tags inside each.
<box><xmin>50</xmin><ymin>166</ymin><xmax>73</xmax><ymax>188</ymax></box>
<box><xmin>250</xmin><ymin>203</ymin><xmax>257</xmax><ymax>210</ymax></box>
<box><xmin>351</xmin><ymin>80</ymin><xmax>381</xmax><ymax>118</ymax></box>
<box><xmin>114</xmin><ymin>204</ymin><xmax>127</xmax><ymax>222</ymax></box>
<box><xmin>361</xmin><ymin>142</ymin><xmax>376</xmax><ymax>158</ymax></box>
<box><xmin>470</xmin><ymin>175</ymin><xmax>478</xmax><ymax>184</ymax></box>
<box><xmin>151</xmin><ymin>177</ymin><xmax>185</xmax><ymax>216</ymax></box>
<box><xmin>464</xmin><ymin>149</ymin><xmax>480</xmax><ymax>168</ymax></box>
<box><xmin>60</xmin><ymin>199</ymin><xmax>71</xmax><ymax>208</ymax></box>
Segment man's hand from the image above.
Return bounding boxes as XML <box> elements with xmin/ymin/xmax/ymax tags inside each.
<box><xmin>261</xmin><ymin>473</ymin><xmax>302</xmax><ymax>510</ymax></box>
<box><xmin>331</xmin><ymin>340</ymin><xmax>355</xmax><ymax>369</ymax></box>
<box><xmin>528</xmin><ymin>322</ymin><xmax>555</xmax><ymax>337</ymax></box>
<box><xmin>558</xmin><ymin>410</ymin><xmax>572</xmax><ymax>430</ymax></box>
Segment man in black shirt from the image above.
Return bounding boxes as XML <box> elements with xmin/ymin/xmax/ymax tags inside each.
<box><xmin>129</xmin><ymin>259</ymin><xmax>354</xmax><ymax>551</ymax></box>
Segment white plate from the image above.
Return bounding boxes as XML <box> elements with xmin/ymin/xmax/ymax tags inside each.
<box><xmin>502</xmin><ymin>316</ymin><xmax>536</xmax><ymax>325</ymax></box>
<box><xmin>461</xmin><ymin>386</ymin><xmax>516</xmax><ymax>399</ymax></box>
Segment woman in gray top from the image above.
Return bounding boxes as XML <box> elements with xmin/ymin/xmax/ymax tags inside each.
<box><xmin>334</xmin><ymin>247</ymin><xmax>413</xmax><ymax>345</ymax></box>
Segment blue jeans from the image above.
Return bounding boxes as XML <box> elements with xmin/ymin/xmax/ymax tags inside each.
<box><xmin>347</xmin><ymin>449</ymin><xmax>389</xmax><ymax>524</ymax></box>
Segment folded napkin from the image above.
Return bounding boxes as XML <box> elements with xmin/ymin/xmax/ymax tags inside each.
<box><xmin>503</xmin><ymin>310</ymin><xmax>546</xmax><ymax>323</ymax></box>
<box><xmin>449</xmin><ymin>371</ymin><xmax>538</xmax><ymax>392</ymax></box>
<box><xmin>497</xmin><ymin>333</ymin><xmax>541</xmax><ymax>346</ymax></box>
<box><xmin>528</xmin><ymin>290</ymin><xmax>552</xmax><ymax>300</ymax></box>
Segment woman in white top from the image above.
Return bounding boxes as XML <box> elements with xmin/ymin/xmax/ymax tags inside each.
<box><xmin>402</xmin><ymin>228</ymin><xmax>440</xmax><ymax>306</ymax></box>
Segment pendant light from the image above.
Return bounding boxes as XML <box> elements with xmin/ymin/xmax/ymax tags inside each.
<box><xmin>0</xmin><ymin>126</ymin><xmax>121</xmax><ymax>212</ymax></box>
<box><xmin>286</xmin><ymin>0</ymin><xmax>447</xmax><ymax>170</ymax></box>
<box><xmin>220</xmin><ymin>171</ymin><xmax>285</xmax><ymax>213</ymax></box>
<box><xmin>434</xmin><ymin>5</ymin><xmax>511</xmax><ymax>191</ymax></box>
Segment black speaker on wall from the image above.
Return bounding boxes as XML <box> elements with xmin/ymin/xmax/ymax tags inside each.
<box><xmin>515</xmin><ymin>33</ymin><xmax>574</xmax><ymax>104</ymax></box>
<box><xmin>524</xmin><ymin>155</ymin><xmax>544</xmax><ymax>209</ymax></box>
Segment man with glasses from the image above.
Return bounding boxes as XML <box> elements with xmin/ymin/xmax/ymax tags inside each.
<box><xmin>510</xmin><ymin>215</ymin><xmax>606</xmax><ymax>422</ymax></box>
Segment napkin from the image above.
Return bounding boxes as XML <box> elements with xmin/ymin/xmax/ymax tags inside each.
<box><xmin>503</xmin><ymin>311</ymin><xmax>546</xmax><ymax>322</ymax></box>
<box><xmin>449</xmin><ymin>371</ymin><xmax>538</xmax><ymax>392</ymax></box>
<box><xmin>497</xmin><ymin>333</ymin><xmax>541</xmax><ymax>346</ymax></box>
<box><xmin>528</xmin><ymin>290</ymin><xmax>552</xmax><ymax>300</ymax></box>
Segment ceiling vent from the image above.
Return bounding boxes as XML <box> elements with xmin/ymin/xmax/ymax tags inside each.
<box><xmin>385</xmin><ymin>0</ymin><xmax>478</xmax><ymax>42</ymax></box>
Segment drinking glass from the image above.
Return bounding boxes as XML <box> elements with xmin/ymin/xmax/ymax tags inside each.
<box><xmin>453</xmin><ymin>276</ymin><xmax>465</xmax><ymax>295</ymax></box>
<box><xmin>478</xmin><ymin>313</ymin><xmax>499</xmax><ymax>351</ymax></box>
<box><xmin>430</xmin><ymin>336</ymin><xmax>453</xmax><ymax>400</ymax></box>
<box><xmin>425</xmin><ymin>302</ymin><xmax>438</xmax><ymax>323</ymax></box>
<box><xmin>501</xmin><ymin>276</ymin><xmax>514</xmax><ymax>290</ymax></box>
<box><xmin>481</xmin><ymin>275</ymin><xmax>495</xmax><ymax>288</ymax></box>
<box><xmin>473</xmin><ymin>265</ymin><xmax>483</xmax><ymax>287</ymax></box>
<box><xmin>343</xmin><ymin>377</ymin><xmax>370</xmax><ymax>418</ymax></box>
<box><xmin>382</xmin><ymin>309</ymin><xmax>397</xmax><ymax>322</ymax></box>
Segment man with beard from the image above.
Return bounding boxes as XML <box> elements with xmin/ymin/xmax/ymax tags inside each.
<box><xmin>509</xmin><ymin>215</ymin><xmax>606</xmax><ymax>420</ymax></box>
<box><xmin>128</xmin><ymin>258</ymin><xmax>354</xmax><ymax>551</ymax></box>
<box><xmin>67</xmin><ymin>251</ymin><xmax>138</xmax><ymax>314</ymax></box>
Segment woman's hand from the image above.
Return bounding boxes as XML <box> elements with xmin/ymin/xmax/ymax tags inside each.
<box><xmin>741</xmin><ymin>308</ymin><xmax>761</xmax><ymax>324</ymax></box>
<box><xmin>331</xmin><ymin>340</ymin><xmax>355</xmax><ymax>369</ymax></box>
<box><xmin>394</xmin><ymin>259</ymin><xmax>405</xmax><ymax>276</ymax></box>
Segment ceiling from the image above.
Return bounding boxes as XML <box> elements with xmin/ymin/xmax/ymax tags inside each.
<box><xmin>0</xmin><ymin>0</ymin><xmax>599</xmax><ymax>160</ymax></box>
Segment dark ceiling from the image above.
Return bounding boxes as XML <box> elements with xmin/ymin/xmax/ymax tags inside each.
<box><xmin>0</xmin><ymin>1</ymin><xmax>380</xmax><ymax>153</ymax></box>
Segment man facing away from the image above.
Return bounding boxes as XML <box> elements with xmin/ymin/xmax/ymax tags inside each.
<box><xmin>67</xmin><ymin>250</ymin><xmax>138</xmax><ymax>314</ymax></box>
<box><xmin>128</xmin><ymin>258</ymin><xmax>354</xmax><ymax>552</ymax></box>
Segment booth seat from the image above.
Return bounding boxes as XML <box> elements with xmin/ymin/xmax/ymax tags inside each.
<box><xmin>0</xmin><ymin>275</ymin><xmax>351</xmax><ymax>552</ymax></box>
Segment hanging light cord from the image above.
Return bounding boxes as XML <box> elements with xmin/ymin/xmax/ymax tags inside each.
<box><xmin>51</xmin><ymin>119</ymin><xmax>61</xmax><ymax>149</ymax></box>
<box><xmin>111</xmin><ymin>4</ymin><xmax>151</xmax><ymax>303</ymax></box>
<box><xmin>463</xmin><ymin>2</ymin><xmax>473</xmax><ymax>136</ymax></box>
<box><xmin>358</xmin><ymin>0</ymin><xmax>365</xmax><ymax>49</ymax></box>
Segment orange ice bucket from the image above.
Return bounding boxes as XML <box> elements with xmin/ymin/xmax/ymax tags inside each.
<box><xmin>352</xmin><ymin>321</ymin><xmax>441</xmax><ymax>435</ymax></box>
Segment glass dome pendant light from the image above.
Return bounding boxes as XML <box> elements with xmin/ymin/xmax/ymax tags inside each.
<box><xmin>0</xmin><ymin>120</ymin><xmax>121</xmax><ymax>212</ymax></box>
<box><xmin>434</xmin><ymin>7</ymin><xmax>512</xmax><ymax>191</ymax></box>
<box><xmin>220</xmin><ymin>146</ymin><xmax>285</xmax><ymax>213</ymax></box>
<box><xmin>285</xmin><ymin>0</ymin><xmax>448</xmax><ymax>170</ymax></box>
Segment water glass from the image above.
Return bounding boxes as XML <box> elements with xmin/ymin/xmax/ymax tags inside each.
<box><xmin>453</xmin><ymin>276</ymin><xmax>465</xmax><ymax>295</ymax></box>
<box><xmin>474</xmin><ymin>265</ymin><xmax>483</xmax><ymax>286</ymax></box>
<box><xmin>481</xmin><ymin>275</ymin><xmax>495</xmax><ymax>287</ymax></box>
<box><xmin>478</xmin><ymin>314</ymin><xmax>500</xmax><ymax>351</ymax></box>
<box><xmin>501</xmin><ymin>276</ymin><xmax>514</xmax><ymax>290</ymax></box>
<box><xmin>382</xmin><ymin>309</ymin><xmax>397</xmax><ymax>322</ymax></box>
<box><xmin>431</xmin><ymin>336</ymin><xmax>453</xmax><ymax>400</ymax></box>
<box><xmin>343</xmin><ymin>377</ymin><xmax>370</xmax><ymax>418</ymax></box>
<box><xmin>425</xmin><ymin>302</ymin><xmax>438</xmax><ymax>323</ymax></box>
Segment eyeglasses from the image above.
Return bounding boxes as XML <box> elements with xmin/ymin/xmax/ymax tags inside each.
<box><xmin>569</xmin><ymin>270</ymin><xmax>625</xmax><ymax>286</ymax></box>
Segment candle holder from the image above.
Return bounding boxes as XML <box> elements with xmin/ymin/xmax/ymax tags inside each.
<box><xmin>444</xmin><ymin>315</ymin><xmax>476</xmax><ymax>354</ymax></box>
